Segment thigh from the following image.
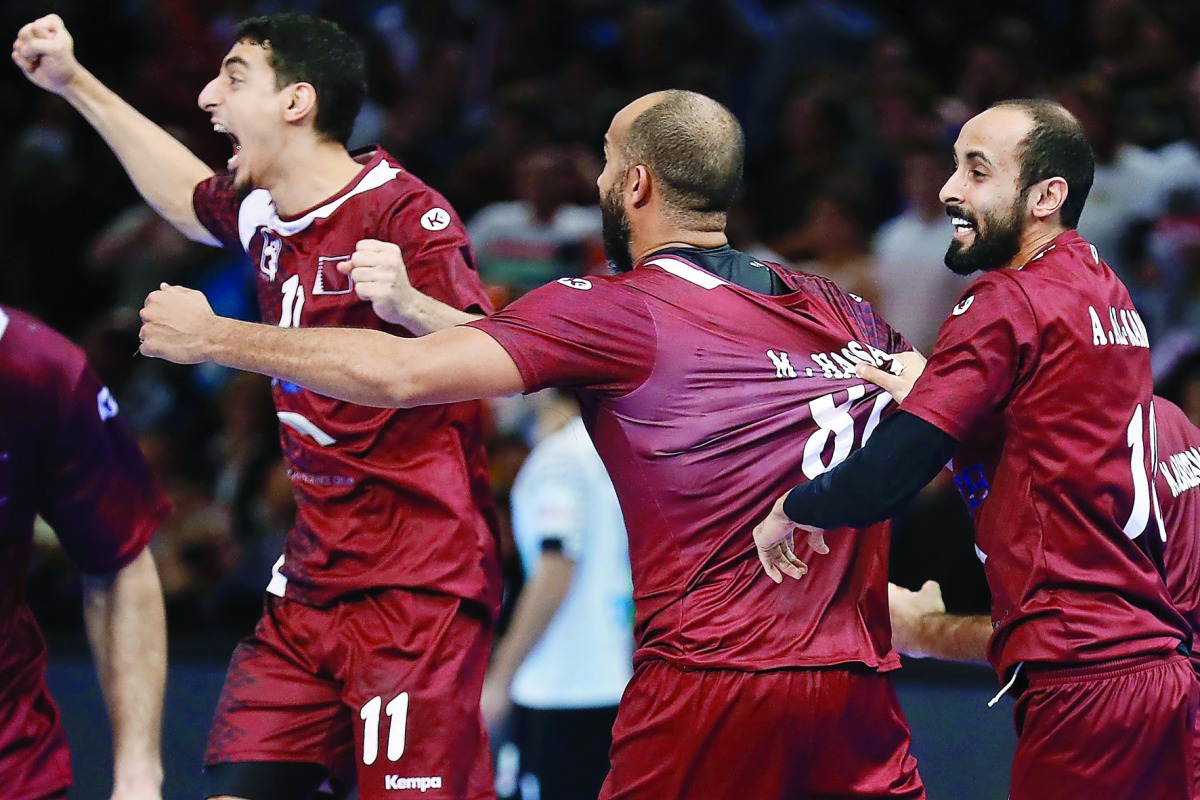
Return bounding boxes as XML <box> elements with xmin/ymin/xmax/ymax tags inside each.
<box><xmin>205</xmin><ymin>598</ymin><xmax>353</xmax><ymax>778</ymax></box>
<box><xmin>1011</xmin><ymin>656</ymin><xmax>1198</xmax><ymax>800</ymax></box>
<box><xmin>601</xmin><ymin>662</ymin><xmax>924</xmax><ymax>800</ymax></box>
<box><xmin>337</xmin><ymin>591</ymin><xmax>494</xmax><ymax>800</ymax></box>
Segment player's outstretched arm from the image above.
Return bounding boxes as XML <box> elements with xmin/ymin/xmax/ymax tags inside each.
<box><xmin>138</xmin><ymin>284</ymin><xmax>525</xmax><ymax>406</ymax></box>
<box><xmin>12</xmin><ymin>15</ymin><xmax>218</xmax><ymax>245</ymax></box>
<box><xmin>888</xmin><ymin>580</ymin><xmax>990</xmax><ymax>664</ymax></box>
<box><xmin>81</xmin><ymin>548</ymin><xmax>166</xmax><ymax>800</ymax></box>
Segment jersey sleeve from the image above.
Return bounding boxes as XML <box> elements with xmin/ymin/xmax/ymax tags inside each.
<box><xmin>192</xmin><ymin>173</ymin><xmax>244</xmax><ymax>250</ymax></box>
<box><xmin>40</xmin><ymin>359</ymin><xmax>172</xmax><ymax>574</ymax></box>
<box><xmin>902</xmin><ymin>273</ymin><xmax>1038</xmax><ymax>441</ymax></box>
<box><xmin>466</xmin><ymin>278</ymin><xmax>655</xmax><ymax>396</ymax></box>
<box><xmin>387</xmin><ymin>193</ymin><xmax>493</xmax><ymax>315</ymax></box>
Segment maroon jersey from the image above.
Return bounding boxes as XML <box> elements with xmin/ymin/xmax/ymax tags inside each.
<box><xmin>1154</xmin><ymin>398</ymin><xmax>1200</xmax><ymax>672</ymax></box>
<box><xmin>902</xmin><ymin>231</ymin><xmax>1188</xmax><ymax>677</ymax></box>
<box><xmin>0</xmin><ymin>306</ymin><xmax>169</xmax><ymax>798</ymax></box>
<box><xmin>193</xmin><ymin>148</ymin><xmax>500</xmax><ymax>609</ymax></box>
<box><xmin>469</xmin><ymin>250</ymin><xmax>909</xmax><ymax>671</ymax></box>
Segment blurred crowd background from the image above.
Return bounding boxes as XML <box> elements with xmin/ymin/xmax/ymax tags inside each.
<box><xmin>5</xmin><ymin>0</ymin><xmax>1200</xmax><ymax>652</ymax></box>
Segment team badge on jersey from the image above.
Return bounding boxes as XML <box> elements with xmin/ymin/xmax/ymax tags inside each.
<box><xmin>314</xmin><ymin>255</ymin><xmax>353</xmax><ymax>295</ymax></box>
<box><xmin>420</xmin><ymin>207</ymin><xmax>451</xmax><ymax>231</ymax></box>
<box><xmin>952</xmin><ymin>295</ymin><xmax>975</xmax><ymax>316</ymax></box>
<box><xmin>557</xmin><ymin>277</ymin><xmax>592</xmax><ymax>290</ymax></box>
<box><xmin>259</xmin><ymin>231</ymin><xmax>282</xmax><ymax>281</ymax></box>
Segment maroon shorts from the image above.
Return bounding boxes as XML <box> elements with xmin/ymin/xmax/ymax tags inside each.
<box><xmin>1011</xmin><ymin>652</ymin><xmax>1198</xmax><ymax>800</ymax></box>
<box><xmin>205</xmin><ymin>590</ymin><xmax>494</xmax><ymax>800</ymax></box>
<box><xmin>600</xmin><ymin>660</ymin><xmax>925</xmax><ymax>800</ymax></box>
<box><xmin>0</xmin><ymin>606</ymin><xmax>71</xmax><ymax>800</ymax></box>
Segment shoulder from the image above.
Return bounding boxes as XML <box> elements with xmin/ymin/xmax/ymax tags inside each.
<box><xmin>0</xmin><ymin>307</ymin><xmax>86</xmax><ymax>388</ymax></box>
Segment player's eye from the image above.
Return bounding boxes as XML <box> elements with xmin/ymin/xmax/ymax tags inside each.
<box><xmin>970</xmin><ymin>169</ymin><xmax>986</xmax><ymax>180</ymax></box>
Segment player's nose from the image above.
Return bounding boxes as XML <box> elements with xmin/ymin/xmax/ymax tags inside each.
<box><xmin>197</xmin><ymin>77</ymin><xmax>220</xmax><ymax>112</ymax></box>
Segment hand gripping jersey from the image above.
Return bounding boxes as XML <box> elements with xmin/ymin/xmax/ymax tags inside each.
<box><xmin>193</xmin><ymin>148</ymin><xmax>500</xmax><ymax>609</ymax></box>
<box><xmin>470</xmin><ymin>249</ymin><xmax>911</xmax><ymax>671</ymax></box>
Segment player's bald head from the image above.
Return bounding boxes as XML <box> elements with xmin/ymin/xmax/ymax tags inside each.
<box><xmin>613</xmin><ymin>90</ymin><xmax>744</xmax><ymax>221</ymax></box>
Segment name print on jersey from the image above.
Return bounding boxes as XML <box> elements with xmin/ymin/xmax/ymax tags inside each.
<box><xmin>1088</xmin><ymin>304</ymin><xmax>1150</xmax><ymax>349</ymax></box>
<box><xmin>1160</xmin><ymin>446</ymin><xmax>1200</xmax><ymax>498</ymax></box>
<box><xmin>810</xmin><ymin>340</ymin><xmax>899</xmax><ymax>380</ymax></box>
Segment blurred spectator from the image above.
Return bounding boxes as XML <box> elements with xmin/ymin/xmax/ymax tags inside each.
<box><xmin>469</xmin><ymin>145</ymin><xmax>604</xmax><ymax>294</ymax></box>
<box><xmin>771</xmin><ymin>176</ymin><xmax>879</xmax><ymax>305</ymax></box>
<box><xmin>1058</xmin><ymin>74</ymin><xmax>1169</xmax><ymax>277</ymax></box>
<box><xmin>872</xmin><ymin>139</ymin><xmax>973</xmax><ymax>353</ymax></box>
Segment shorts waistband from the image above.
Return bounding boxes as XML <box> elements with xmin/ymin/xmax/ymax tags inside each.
<box><xmin>1023</xmin><ymin>649</ymin><xmax>1185</xmax><ymax>689</ymax></box>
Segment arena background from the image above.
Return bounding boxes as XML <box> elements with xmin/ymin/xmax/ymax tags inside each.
<box><xmin>4</xmin><ymin>0</ymin><xmax>1200</xmax><ymax>797</ymax></box>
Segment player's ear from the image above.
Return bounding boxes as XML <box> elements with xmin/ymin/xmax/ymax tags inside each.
<box><xmin>1029</xmin><ymin>176</ymin><xmax>1068</xmax><ymax>223</ymax></box>
<box><xmin>283</xmin><ymin>82</ymin><xmax>318</xmax><ymax>125</ymax></box>
<box><xmin>630</xmin><ymin>164</ymin><xmax>652</xmax><ymax>208</ymax></box>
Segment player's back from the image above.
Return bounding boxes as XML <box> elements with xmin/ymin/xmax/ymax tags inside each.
<box><xmin>192</xmin><ymin>148</ymin><xmax>500</xmax><ymax>610</ymax></box>
<box><xmin>946</xmin><ymin>231</ymin><xmax>1186</xmax><ymax>672</ymax></box>
<box><xmin>1154</xmin><ymin>397</ymin><xmax>1200</xmax><ymax>672</ymax></box>
<box><xmin>575</xmin><ymin>252</ymin><xmax>906</xmax><ymax>671</ymax></box>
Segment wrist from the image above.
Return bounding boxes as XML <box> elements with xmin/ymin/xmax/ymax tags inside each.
<box><xmin>202</xmin><ymin>316</ymin><xmax>241</xmax><ymax>364</ymax></box>
<box><xmin>59</xmin><ymin>65</ymin><xmax>98</xmax><ymax>103</ymax></box>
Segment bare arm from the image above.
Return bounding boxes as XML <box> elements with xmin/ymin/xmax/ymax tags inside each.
<box><xmin>138</xmin><ymin>285</ymin><xmax>525</xmax><ymax>406</ymax></box>
<box><xmin>342</xmin><ymin>240</ymin><xmax>483</xmax><ymax>335</ymax></box>
<box><xmin>13</xmin><ymin>15</ymin><xmax>218</xmax><ymax>244</ymax></box>
<box><xmin>82</xmin><ymin>548</ymin><xmax>166</xmax><ymax>800</ymax></box>
<box><xmin>480</xmin><ymin>552</ymin><xmax>575</xmax><ymax>728</ymax></box>
<box><xmin>888</xmin><ymin>581</ymin><xmax>990</xmax><ymax>665</ymax></box>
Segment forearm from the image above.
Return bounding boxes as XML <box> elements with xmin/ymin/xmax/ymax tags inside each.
<box><xmin>488</xmin><ymin>555</ymin><xmax>574</xmax><ymax>689</ymax></box>
<box><xmin>61</xmin><ymin>69</ymin><xmax>217</xmax><ymax>244</ymax></box>
<box><xmin>203</xmin><ymin>319</ymin><xmax>436</xmax><ymax>406</ymax></box>
<box><xmin>783</xmin><ymin>411</ymin><xmax>956</xmax><ymax>528</ymax></box>
<box><xmin>900</xmin><ymin>613</ymin><xmax>991</xmax><ymax>665</ymax></box>
<box><xmin>397</xmin><ymin>291</ymin><xmax>483</xmax><ymax>336</ymax></box>
<box><xmin>82</xmin><ymin>548</ymin><xmax>166</xmax><ymax>793</ymax></box>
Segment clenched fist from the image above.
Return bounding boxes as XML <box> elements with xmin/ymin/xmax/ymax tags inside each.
<box><xmin>139</xmin><ymin>284</ymin><xmax>217</xmax><ymax>364</ymax></box>
<box><xmin>12</xmin><ymin>14</ymin><xmax>82</xmax><ymax>95</ymax></box>
<box><xmin>339</xmin><ymin>239</ymin><xmax>419</xmax><ymax>326</ymax></box>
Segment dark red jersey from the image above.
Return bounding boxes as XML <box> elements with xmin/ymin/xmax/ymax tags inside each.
<box><xmin>193</xmin><ymin>148</ymin><xmax>500</xmax><ymax>609</ymax></box>
<box><xmin>903</xmin><ymin>231</ymin><xmax>1188</xmax><ymax>677</ymax></box>
<box><xmin>470</xmin><ymin>249</ymin><xmax>909</xmax><ymax>672</ymax></box>
<box><xmin>1154</xmin><ymin>397</ymin><xmax>1200</xmax><ymax>672</ymax></box>
<box><xmin>0</xmin><ymin>305</ymin><xmax>170</xmax><ymax>799</ymax></box>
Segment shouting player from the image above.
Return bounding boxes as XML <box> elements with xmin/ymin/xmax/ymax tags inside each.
<box><xmin>755</xmin><ymin>100</ymin><xmax>1196</xmax><ymax>799</ymax></box>
<box><xmin>0</xmin><ymin>306</ymin><xmax>170</xmax><ymax>800</ymax></box>
<box><xmin>138</xmin><ymin>89</ymin><xmax>928</xmax><ymax>799</ymax></box>
<box><xmin>13</xmin><ymin>13</ymin><xmax>499</xmax><ymax>800</ymax></box>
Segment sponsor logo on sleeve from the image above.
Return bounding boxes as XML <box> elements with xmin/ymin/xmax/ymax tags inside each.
<box><xmin>556</xmin><ymin>277</ymin><xmax>592</xmax><ymax>290</ymax></box>
<box><xmin>952</xmin><ymin>295</ymin><xmax>975</xmax><ymax>316</ymax></box>
<box><xmin>97</xmin><ymin>387</ymin><xmax>119</xmax><ymax>421</ymax></box>
<box><xmin>419</xmin><ymin>207</ymin><xmax>451</xmax><ymax>232</ymax></box>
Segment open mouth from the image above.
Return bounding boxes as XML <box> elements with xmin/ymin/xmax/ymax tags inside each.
<box><xmin>947</xmin><ymin>207</ymin><xmax>977</xmax><ymax>240</ymax></box>
<box><xmin>214</xmin><ymin>122</ymin><xmax>242</xmax><ymax>171</ymax></box>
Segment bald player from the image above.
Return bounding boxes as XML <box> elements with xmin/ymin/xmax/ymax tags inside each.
<box><xmin>139</xmin><ymin>90</ymin><xmax>928</xmax><ymax>799</ymax></box>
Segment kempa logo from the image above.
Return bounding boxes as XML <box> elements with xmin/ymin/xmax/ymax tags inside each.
<box><xmin>385</xmin><ymin>775</ymin><xmax>443</xmax><ymax>792</ymax></box>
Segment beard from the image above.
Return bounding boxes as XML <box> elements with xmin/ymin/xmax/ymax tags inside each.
<box><xmin>944</xmin><ymin>195</ymin><xmax>1026</xmax><ymax>276</ymax></box>
<box><xmin>600</xmin><ymin>184</ymin><xmax>635</xmax><ymax>274</ymax></box>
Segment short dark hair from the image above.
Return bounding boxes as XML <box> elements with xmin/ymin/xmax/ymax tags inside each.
<box><xmin>623</xmin><ymin>90</ymin><xmax>744</xmax><ymax>219</ymax></box>
<box><xmin>992</xmin><ymin>99</ymin><xmax>1095</xmax><ymax>228</ymax></box>
<box><xmin>236</xmin><ymin>13</ymin><xmax>366</xmax><ymax>146</ymax></box>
